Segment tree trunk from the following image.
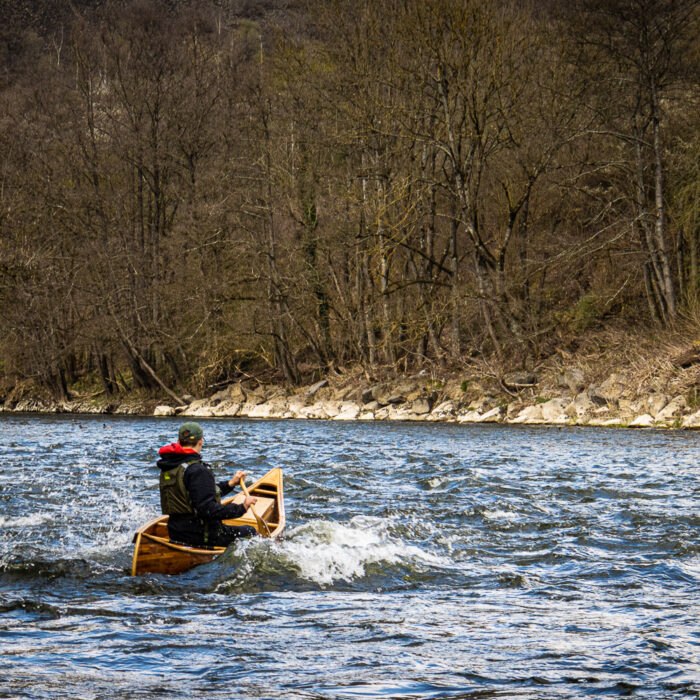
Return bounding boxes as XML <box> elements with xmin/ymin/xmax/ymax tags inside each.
<box><xmin>650</xmin><ymin>75</ymin><xmax>676</xmax><ymax>318</ymax></box>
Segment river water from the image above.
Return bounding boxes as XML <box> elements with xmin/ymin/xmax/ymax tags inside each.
<box><xmin>0</xmin><ymin>415</ymin><xmax>698</xmax><ymax>698</ymax></box>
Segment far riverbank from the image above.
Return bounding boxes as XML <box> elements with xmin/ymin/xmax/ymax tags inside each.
<box><xmin>4</xmin><ymin>363</ymin><xmax>700</xmax><ymax>430</ymax></box>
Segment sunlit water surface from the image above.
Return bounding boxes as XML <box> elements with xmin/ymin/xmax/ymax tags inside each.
<box><xmin>0</xmin><ymin>415</ymin><xmax>698</xmax><ymax>698</ymax></box>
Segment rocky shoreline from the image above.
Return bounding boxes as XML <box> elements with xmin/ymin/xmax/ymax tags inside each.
<box><xmin>4</xmin><ymin>368</ymin><xmax>700</xmax><ymax>429</ymax></box>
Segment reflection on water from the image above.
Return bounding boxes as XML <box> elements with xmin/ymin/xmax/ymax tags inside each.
<box><xmin>0</xmin><ymin>415</ymin><xmax>698</xmax><ymax>698</ymax></box>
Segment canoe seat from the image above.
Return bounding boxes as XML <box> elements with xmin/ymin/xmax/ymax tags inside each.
<box><xmin>222</xmin><ymin>496</ymin><xmax>274</xmax><ymax>528</ymax></box>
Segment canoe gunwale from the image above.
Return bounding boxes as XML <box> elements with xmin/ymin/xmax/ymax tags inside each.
<box><xmin>141</xmin><ymin>531</ymin><xmax>226</xmax><ymax>554</ymax></box>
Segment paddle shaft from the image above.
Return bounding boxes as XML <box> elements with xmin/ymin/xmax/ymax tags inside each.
<box><xmin>240</xmin><ymin>478</ymin><xmax>271</xmax><ymax>538</ymax></box>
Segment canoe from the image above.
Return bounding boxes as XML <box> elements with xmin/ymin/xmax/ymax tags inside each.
<box><xmin>131</xmin><ymin>467</ymin><xmax>285</xmax><ymax>576</ymax></box>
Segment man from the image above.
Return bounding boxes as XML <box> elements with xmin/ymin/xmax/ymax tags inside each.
<box><xmin>158</xmin><ymin>421</ymin><xmax>257</xmax><ymax>547</ymax></box>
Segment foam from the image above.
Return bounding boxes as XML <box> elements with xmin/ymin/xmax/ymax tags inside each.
<box><xmin>482</xmin><ymin>509</ymin><xmax>518</xmax><ymax>522</ymax></box>
<box><xmin>0</xmin><ymin>514</ymin><xmax>52</xmax><ymax>528</ymax></box>
<box><xmin>278</xmin><ymin>516</ymin><xmax>449</xmax><ymax>585</ymax></box>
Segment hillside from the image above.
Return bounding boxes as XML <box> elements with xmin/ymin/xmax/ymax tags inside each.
<box><xmin>0</xmin><ymin>0</ymin><xmax>698</xmax><ymax>407</ymax></box>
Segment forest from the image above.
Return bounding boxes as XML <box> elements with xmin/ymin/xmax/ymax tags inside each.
<box><xmin>0</xmin><ymin>0</ymin><xmax>698</xmax><ymax>402</ymax></box>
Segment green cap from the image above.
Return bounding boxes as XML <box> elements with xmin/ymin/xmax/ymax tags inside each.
<box><xmin>178</xmin><ymin>421</ymin><xmax>203</xmax><ymax>443</ymax></box>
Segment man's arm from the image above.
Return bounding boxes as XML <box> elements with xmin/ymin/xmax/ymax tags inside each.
<box><xmin>185</xmin><ymin>463</ymin><xmax>247</xmax><ymax>520</ymax></box>
<box><xmin>218</xmin><ymin>470</ymin><xmax>246</xmax><ymax>497</ymax></box>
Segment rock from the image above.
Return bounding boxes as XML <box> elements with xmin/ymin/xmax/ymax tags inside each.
<box><xmin>181</xmin><ymin>399</ymin><xmax>214</xmax><ymax>417</ymax></box>
<box><xmin>505</xmin><ymin>402</ymin><xmax>523</xmax><ymax>419</ymax></box>
<box><xmin>227</xmin><ymin>384</ymin><xmax>246</xmax><ymax>403</ymax></box>
<box><xmin>238</xmin><ymin>402</ymin><xmax>257</xmax><ymax>417</ymax></box>
<box><xmin>114</xmin><ymin>402</ymin><xmax>145</xmax><ymax>415</ymax></box>
<box><xmin>244</xmin><ymin>403</ymin><xmax>274</xmax><ymax>418</ymax></box>
<box><xmin>244</xmin><ymin>401</ymin><xmax>287</xmax><ymax>419</ymax></box>
<box><xmin>457</xmin><ymin>410</ymin><xmax>482</xmax><ymax>423</ymax></box>
<box><xmin>154</xmin><ymin>405</ymin><xmax>175</xmax><ymax>416</ymax></box>
<box><xmin>297</xmin><ymin>403</ymin><xmax>332</xmax><ymax>420</ymax></box>
<box><xmin>374</xmin><ymin>406</ymin><xmax>391</xmax><ymax>420</ymax></box>
<box><xmin>305</xmin><ymin>380</ymin><xmax>329</xmax><ymax>400</ymax></box>
<box><xmin>375</xmin><ymin>390</ymin><xmax>391</xmax><ymax>407</ymax></box>
<box><xmin>646</xmin><ymin>394</ymin><xmax>669</xmax><ymax>418</ymax></box>
<box><xmin>591</xmin><ymin>373</ymin><xmax>626</xmax><ymax>402</ymax></box>
<box><xmin>361</xmin><ymin>388</ymin><xmax>375</xmax><ymax>404</ymax></box>
<box><xmin>479</xmin><ymin>407</ymin><xmax>503</xmax><ymax>423</ymax></box>
<box><xmin>317</xmin><ymin>400</ymin><xmax>341</xmax><ymax>418</ymax></box>
<box><xmin>286</xmin><ymin>398</ymin><xmax>306</xmax><ymax>416</ymax></box>
<box><xmin>655</xmin><ymin>395</ymin><xmax>687</xmax><ymax>423</ymax></box>
<box><xmin>428</xmin><ymin>401</ymin><xmax>456</xmax><ymax>421</ymax></box>
<box><xmin>587</xmin><ymin>388</ymin><xmax>612</xmax><ymax>407</ymax></box>
<box><xmin>375</xmin><ymin>384</ymin><xmax>404</xmax><ymax>406</ymax></box>
<box><xmin>334</xmin><ymin>402</ymin><xmax>360</xmax><ymax>421</ymax></box>
<box><xmin>210</xmin><ymin>383</ymin><xmax>247</xmax><ymax>404</ymax></box>
<box><xmin>209</xmin><ymin>388</ymin><xmax>228</xmax><ymax>405</ymax></box>
<box><xmin>386</xmin><ymin>405</ymin><xmax>414</xmax><ymax>421</ymax></box>
<box><xmin>504</xmin><ymin>371</ymin><xmax>538</xmax><ymax>388</ymax></box>
<box><xmin>567</xmin><ymin>392</ymin><xmax>597</xmax><ymax>418</ymax></box>
<box><xmin>629</xmin><ymin>414</ymin><xmax>655</xmax><ymax>427</ymax></box>
<box><xmin>587</xmin><ymin>417</ymin><xmax>624</xmax><ymax>427</ymax></box>
<box><xmin>212</xmin><ymin>401</ymin><xmax>241</xmax><ymax>417</ymax></box>
<box><xmin>390</xmin><ymin>380</ymin><xmax>422</xmax><ymax>401</ymax></box>
<box><xmin>245</xmin><ymin>388</ymin><xmax>268</xmax><ymax>405</ymax></box>
<box><xmin>511</xmin><ymin>404</ymin><xmax>544</xmax><ymax>423</ymax></box>
<box><xmin>682</xmin><ymin>410</ymin><xmax>700</xmax><ymax>428</ymax></box>
<box><xmin>540</xmin><ymin>398</ymin><xmax>570</xmax><ymax>423</ymax></box>
<box><xmin>190</xmin><ymin>405</ymin><xmax>215</xmax><ymax>417</ymax></box>
<box><xmin>619</xmin><ymin>398</ymin><xmax>644</xmax><ymax>414</ymax></box>
<box><xmin>557</xmin><ymin>368</ymin><xmax>585</xmax><ymax>393</ymax></box>
<box><xmin>272</xmin><ymin>400</ymin><xmax>292</xmax><ymax>418</ymax></box>
<box><xmin>433</xmin><ymin>400</ymin><xmax>455</xmax><ymax>415</ymax></box>
<box><xmin>469</xmin><ymin>395</ymin><xmax>495</xmax><ymax>413</ymax></box>
<box><xmin>412</xmin><ymin>398</ymin><xmax>432</xmax><ymax>415</ymax></box>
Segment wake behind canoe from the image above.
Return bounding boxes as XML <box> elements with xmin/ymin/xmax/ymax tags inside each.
<box><xmin>131</xmin><ymin>467</ymin><xmax>285</xmax><ymax>575</ymax></box>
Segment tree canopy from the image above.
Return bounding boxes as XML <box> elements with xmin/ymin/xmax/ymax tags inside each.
<box><xmin>0</xmin><ymin>0</ymin><xmax>698</xmax><ymax>399</ymax></box>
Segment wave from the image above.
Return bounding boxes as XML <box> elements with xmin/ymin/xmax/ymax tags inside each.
<box><xmin>220</xmin><ymin>516</ymin><xmax>450</xmax><ymax>590</ymax></box>
<box><xmin>0</xmin><ymin>514</ymin><xmax>53</xmax><ymax>528</ymax></box>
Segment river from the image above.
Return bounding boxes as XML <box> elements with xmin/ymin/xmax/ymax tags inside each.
<box><xmin>0</xmin><ymin>415</ymin><xmax>698</xmax><ymax>698</ymax></box>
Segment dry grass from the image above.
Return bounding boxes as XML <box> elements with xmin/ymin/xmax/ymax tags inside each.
<box><xmin>534</xmin><ymin>320</ymin><xmax>700</xmax><ymax>398</ymax></box>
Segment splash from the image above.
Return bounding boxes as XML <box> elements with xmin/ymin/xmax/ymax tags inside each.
<box><xmin>276</xmin><ymin>515</ymin><xmax>448</xmax><ymax>586</ymax></box>
<box><xmin>0</xmin><ymin>514</ymin><xmax>52</xmax><ymax>528</ymax></box>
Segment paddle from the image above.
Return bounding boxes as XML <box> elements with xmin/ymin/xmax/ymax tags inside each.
<box><xmin>240</xmin><ymin>478</ymin><xmax>271</xmax><ymax>538</ymax></box>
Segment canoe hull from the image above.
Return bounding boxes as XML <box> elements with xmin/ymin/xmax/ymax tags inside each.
<box><xmin>131</xmin><ymin>467</ymin><xmax>285</xmax><ymax>576</ymax></box>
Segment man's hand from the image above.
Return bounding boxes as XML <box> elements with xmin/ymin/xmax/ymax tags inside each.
<box><xmin>243</xmin><ymin>496</ymin><xmax>257</xmax><ymax>509</ymax></box>
<box><xmin>228</xmin><ymin>470</ymin><xmax>246</xmax><ymax>488</ymax></box>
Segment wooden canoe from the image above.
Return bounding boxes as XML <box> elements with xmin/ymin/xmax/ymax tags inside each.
<box><xmin>131</xmin><ymin>467</ymin><xmax>285</xmax><ymax>576</ymax></box>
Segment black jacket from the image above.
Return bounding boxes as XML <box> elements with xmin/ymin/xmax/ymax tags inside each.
<box><xmin>156</xmin><ymin>447</ymin><xmax>246</xmax><ymax>546</ymax></box>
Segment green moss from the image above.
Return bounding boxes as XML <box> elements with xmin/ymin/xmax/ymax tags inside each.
<box><xmin>570</xmin><ymin>295</ymin><xmax>602</xmax><ymax>332</ymax></box>
<box><xmin>69</xmin><ymin>372</ymin><xmax>103</xmax><ymax>395</ymax></box>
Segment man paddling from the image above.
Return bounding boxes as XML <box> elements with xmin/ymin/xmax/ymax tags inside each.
<box><xmin>158</xmin><ymin>421</ymin><xmax>257</xmax><ymax>547</ymax></box>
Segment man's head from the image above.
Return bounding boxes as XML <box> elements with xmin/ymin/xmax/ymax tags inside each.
<box><xmin>178</xmin><ymin>421</ymin><xmax>203</xmax><ymax>448</ymax></box>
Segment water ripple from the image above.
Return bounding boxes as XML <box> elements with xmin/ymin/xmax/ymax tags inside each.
<box><xmin>0</xmin><ymin>415</ymin><xmax>698</xmax><ymax>698</ymax></box>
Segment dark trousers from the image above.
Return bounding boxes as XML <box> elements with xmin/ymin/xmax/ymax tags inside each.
<box><xmin>208</xmin><ymin>524</ymin><xmax>257</xmax><ymax>547</ymax></box>
<box><xmin>168</xmin><ymin>518</ymin><xmax>257</xmax><ymax>548</ymax></box>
